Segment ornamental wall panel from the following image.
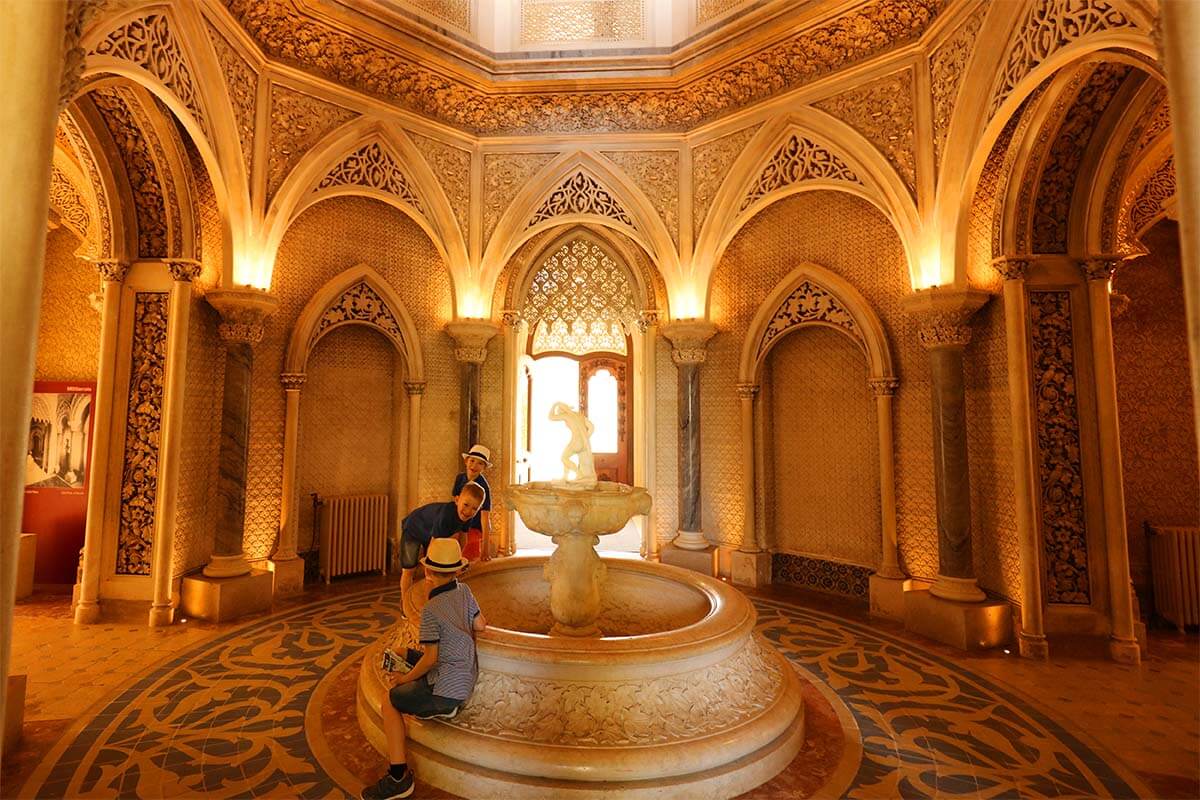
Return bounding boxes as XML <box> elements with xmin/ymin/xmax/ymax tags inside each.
<box><xmin>930</xmin><ymin>4</ymin><xmax>986</xmax><ymax>171</ymax></box>
<box><xmin>706</xmin><ymin>191</ymin><xmax>936</xmax><ymax>577</ymax></box>
<box><xmin>813</xmin><ymin>69</ymin><xmax>916</xmax><ymax>195</ymax></box>
<box><xmin>1129</xmin><ymin>156</ymin><xmax>1175</xmax><ymax>236</ymax></box>
<box><xmin>601</xmin><ymin>150</ymin><xmax>679</xmax><ymax>244</ymax></box>
<box><xmin>691</xmin><ymin>124</ymin><xmax>760</xmax><ymax>238</ymax></box>
<box><xmin>740</xmin><ymin>134</ymin><xmax>861</xmax><ymax>212</ymax></box>
<box><xmin>267</xmin><ymin>86</ymin><xmax>357</xmax><ymax>203</ymax></box>
<box><xmin>483</xmin><ymin>152</ymin><xmax>557</xmax><ymax>246</ymax></box>
<box><xmin>520</xmin><ymin>0</ymin><xmax>645</xmax><ymax>44</ymax></box>
<box><xmin>35</xmin><ymin>228</ymin><xmax>101</xmax><ymax>383</ymax></box>
<box><xmin>204</xmin><ymin>21</ymin><xmax>258</xmax><ymax>177</ymax></box>
<box><xmin>244</xmin><ymin>197</ymin><xmax>458</xmax><ymax>560</ymax></box>
<box><xmin>410</xmin><ymin>132</ymin><xmax>472</xmax><ymax>237</ymax></box>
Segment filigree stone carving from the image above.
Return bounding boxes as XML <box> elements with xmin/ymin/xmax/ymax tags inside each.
<box><xmin>410</xmin><ymin>132</ymin><xmax>471</xmax><ymax>236</ymax></box>
<box><xmin>166</xmin><ymin>259</ymin><xmax>202</xmax><ymax>282</ymax></box>
<box><xmin>59</xmin><ymin>1</ymin><xmax>105</xmax><ymax>112</ymax></box>
<box><xmin>483</xmin><ymin>152</ymin><xmax>556</xmax><ymax>245</ymax></box>
<box><xmin>224</xmin><ymin>0</ymin><xmax>941</xmax><ymax>134</ymax></box>
<box><xmin>313</xmin><ymin>281</ymin><xmax>407</xmax><ymax>352</ymax></box>
<box><xmin>601</xmin><ymin>150</ymin><xmax>679</xmax><ymax>244</ymax></box>
<box><xmin>662</xmin><ymin>320</ymin><xmax>717</xmax><ymax>365</ymax></box>
<box><xmin>409</xmin><ymin>0</ymin><xmax>470</xmax><ymax>30</ymax></box>
<box><xmin>1103</xmin><ymin>87</ymin><xmax>1165</xmax><ymax>253</ymax></box>
<box><xmin>528</xmin><ymin>171</ymin><xmax>635</xmax><ymax>229</ymax></box>
<box><xmin>992</xmin><ymin>257</ymin><xmax>1031</xmax><ymax>281</ymax></box>
<box><xmin>1129</xmin><ymin>155</ymin><xmax>1175</xmax><ymax>234</ymax></box>
<box><xmin>741</xmin><ymin>134</ymin><xmax>860</xmax><ymax>212</ymax></box>
<box><xmin>915</xmin><ymin>312</ymin><xmax>973</xmax><ymax>349</ymax></box>
<box><xmin>451</xmin><ymin>637</ymin><xmax>780</xmax><ymax>745</ymax></box>
<box><xmin>637</xmin><ymin>309</ymin><xmax>660</xmax><ymax>330</ymax></box>
<box><xmin>500</xmin><ymin>308</ymin><xmax>523</xmax><ymax>327</ymax></box>
<box><xmin>698</xmin><ymin>0</ymin><xmax>745</xmax><ymax>23</ymax></box>
<box><xmin>692</xmin><ymin>124</ymin><xmax>761</xmax><ymax>235</ymax></box>
<box><xmin>990</xmin><ymin>0</ymin><xmax>1133</xmax><ymax>119</ymax></box>
<box><xmin>813</xmin><ymin>69</ymin><xmax>916</xmax><ymax>195</ymax></box>
<box><xmin>1134</xmin><ymin>90</ymin><xmax>1171</xmax><ymax>156</ymax></box>
<box><xmin>280</xmin><ymin>372</ymin><xmax>306</xmax><ymax>391</ymax></box>
<box><xmin>446</xmin><ymin>320</ymin><xmax>500</xmax><ymax>364</ymax></box>
<box><xmin>317</xmin><ymin>142</ymin><xmax>423</xmax><ymax>212</ymax></box>
<box><xmin>116</xmin><ymin>292</ymin><xmax>168</xmax><ymax>576</ymax></box>
<box><xmin>91</xmin><ymin>13</ymin><xmax>208</xmax><ymax>134</ymax></box>
<box><xmin>60</xmin><ymin>113</ymin><xmax>113</xmax><ymax>258</ymax></box>
<box><xmin>930</xmin><ymin>5</ymin><xmax>985</xmax><ymax>169</ymax></box>
<box><xmin>92</xmin><ymin>259</ymin><xmax>130</xmax><ymax>282</ymax></box>
<box><xmin>1028</xmin><ymin>290</ymin><xmax>1091</xmax><ymax>604</ymax></box>
<box><xmin>207</xmin><ymin>288</ymin><xmax>279</xmax><ymax>346</ymax></box>
<box><xmin>868</xmin><ymin>377</ymin><xmax>899</xmax><ymax>396</ymax></box>
<box><xmin>49</xmin><ymin>165</ymin><xmax>93</xmax><ymax>247</ymax></box>
<box><xmin>1081</xmin><ymin>258</ymin><xmax>1118</xmax><ymax>281</ymax></box>
<box><xmin>757</xmin><ymin>280</ymin><xmax>860</xmax><ymax>359</ymax></box>
<box><xmin>204</xmin><ymin>22</ymin><xmax>257</xmax><ymax>176</ymax></box>
<box><xmin>267</xmin><ymin>85</ymin><xmax>356</xmax><ymax>202</ymax></box>
<box><xmin>521</xmin><ymin>0</ymin><xmax>644</xmax><ymax>43</ymax></box>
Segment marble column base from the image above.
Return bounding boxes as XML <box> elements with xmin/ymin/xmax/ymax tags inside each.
<box><xmin>182</xmin><ymin>569</ymin><xmax>273</xmax><ymax>623</ymax></box>
<box><xmin>269</xmin><ymin>556</ymin><xmax>305</xmax><ymax>597</ymax></box>
<box><xmin>1018</xmin><ymin>631</ymin><xmax>1050</xmax><ymax>660</ymax></box>
<box><xmin>1109</xmin><ymin>636</ymin><xmax>1142</xmax><ymax>665</ymax></box>
<box><xmin>731</xmin><ymin>550</ymin><xmax>771</xmax><ymax>587</ymax></box>
<box><xmin>868</xmin><ymin>574</ymin><xmax>911</xmax><ymax>621</ymax></box>
<box><xmin>929</xmin><ymin>573</ymin><xmax>986</xmax><ymax>603</ymax></box>
<box><xmin>203</xmin><ymin>552</ymin><xmax>252</xmax><ymax>579</ymax></box>
<box><xmin>147</xmin><ymin>604</ymin><xmax>174</xmax><ymax>628</ymax></box>
<box><xmin>904</xmin><ymin>589</ymin><xmax>1011</xmax><ymax>651</ymax></box>
<box><xmin>73</xmin><ymin>600</ymin><xmax>100</xmax><ymax>625</ymax></box>
<box><xmin>659</xmin><ymin>543</ymin><xmax>716</xmax><ymax>576</ymax></box>
<box><xmin>671</xmin><ymin>529</ymin><xmax>710</xmax><ymax>551</ymax></box>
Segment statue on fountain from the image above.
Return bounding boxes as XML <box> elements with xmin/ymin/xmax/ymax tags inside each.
<box><xmin>548</xmin><ymin>401</ymin><xmax>597</xmax><ymax>487</ymax></box>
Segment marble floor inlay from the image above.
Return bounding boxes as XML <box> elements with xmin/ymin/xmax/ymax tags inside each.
<box><xmin>6</xmin><ymin>585</ymin><xmax>1189</xmax><ymax>799</ymax></box>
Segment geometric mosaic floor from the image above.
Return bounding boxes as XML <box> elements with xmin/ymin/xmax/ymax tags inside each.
<box><xmin>6</xmin><ymin>585</ymin><xmax>1194</xmax><ymax>799</ymax></box>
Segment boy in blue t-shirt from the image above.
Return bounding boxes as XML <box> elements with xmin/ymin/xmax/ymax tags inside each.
<box><xmin>397</xmin><ymin>484</ymin><xmax>483</xmax><ymax>600</ymax></box>
<box><xmin>452</xmin><ymin>444</ymin><xmax>493</xmax><ymax>561</ymax></box>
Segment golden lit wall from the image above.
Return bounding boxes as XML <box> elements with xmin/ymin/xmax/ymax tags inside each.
<box><xmin>705</xmin><ymin>191</ymin><xmax>937</xmax><ymax>579</ymax></box>
<box><xmin>244</xmin><ymin>196</ymin><xmax>457</xmax><ymax>561</ymax></box>
<box><xmin>35</xmin><ymin>227</ymin><xmax>99</xmax><ymax>382</ymax></box>
<box><xmin>765</xmin><ymin>326</ymin><xmax>881</xmax><ymax>567</ymax></box>
<box><xmin>1113</xmin><ymin>220</ymin><xmax>1200</xmax><ymax>594</ymax></box>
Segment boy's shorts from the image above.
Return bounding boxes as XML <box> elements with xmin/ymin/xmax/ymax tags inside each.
<box><xmin>398</xmin><ymin>531</ymin><xmax>424</xmax><ymax>570</ymax></box>
<box><xmin>389</xmin><ymin>674</ymin><xmax>464</xmax><ymax>717</ymax></box>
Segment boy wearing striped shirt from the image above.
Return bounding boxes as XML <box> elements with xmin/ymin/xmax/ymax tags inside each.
<box><xmin>362</xmin><ymin>538</ymin><xmax>487</xmax><ymax>800</ymax></box>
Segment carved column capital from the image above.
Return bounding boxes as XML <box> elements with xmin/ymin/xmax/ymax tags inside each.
<box><xmin>991</xmin><ymin>256</ymin><xmax>1032</xmax><ymax>281</ymax></box>
<box><xmin>404</xmin><ymin>380</ymin><xmax>427</xmax><ymax>396</ymax></box>
<box><xmin>735</xmin><ymin>382</ymin><xmax>760</xmax><ymax>399</ymax></box>
<box><xmin>206</xmin><ymin>288</ymin><xmax>280</xmax><ymax>346</ymax></box>
<box><xmin>1109</xmin><ymin>291</ymin><xmax>1131</xmax><ymax>319</ymax></box>
<box><xmin>90</xmin><ymin>258</ymin><xmax>129</xmax><ymax>283</ymax></box>
<box><xmin>1081</xmin><ymin>257</ymin><xmax>1120</xmax><ymax>281</ymax></box>
<box><xmin>280</xmin><ymin>372</ymin><xmax>306</xmax><ymax>391</ymax></box>
<box><xmin>636</xmin><ymin>309</ymin><xmax>661</xmax><ymax>332</ymax></box>
<box><xmin>915</xmin><ymin>312</ymin><xmax>975</xmax><ymax>349</ymax></box>
<box><xmin>868</xmin><ymin>377</ymin><xmax>899</xmax><ymax>397</ymax></box>
<box><xmin>446</xmin><ymin>319</ymin><xmax>501</xmax><ymax>364</ymax></box>
<box><xmin>901</xmin><ymin>288</ymin><xmax>990</xmax><ymax>350</ymax></box>
<box><xmin>500</xmin><ymin>309</ymin><xmax>523</xmax><ymax>328</ymax></box>
<box><xmin>661</xmin><ymin>320</ymin><xmax>718</xmax><ymax>366</ymax></box>
<box><xmin>58</xmin><ymin>1</ymin><xmax>104</xmax><ymax>112</ymax></box>
<box><xmin>165</xmin><ymin>259</ymin><xmax>202</xmax><ymax>283</ymax></box>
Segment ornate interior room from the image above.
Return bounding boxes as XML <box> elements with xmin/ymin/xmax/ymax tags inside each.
<box><xmin>2</xmin><ymin>0</ymin><xmax>1198</xmax><ymax>797</ymax></box>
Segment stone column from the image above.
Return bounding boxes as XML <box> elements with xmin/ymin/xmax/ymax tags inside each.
<box><xmin>869</xmin><ymin>378</ymin><xmax>903</xmax><ymax>578</ymax></box>
<box><xmin>1082</xmin><ymin>258</ymin><xmax>1141</xmax><ymax>664</ymax></box>
<box><xmin>660</xmin><ymin>321</ymin><xmax>717</xmax><ymax>552</ymax></box>
<box><xmin>272</xmin><ymin>372</ymin><xmax>306</xmax><ymax>594</ymax></box>
<box><xmin>404</xmin><ymin>381</ymin><xmax>425</xmax><ymax>514</ymax></box>
<box><xmin>446</xmin><ymin>320</ymin><xmax>500</xmax><ymax>452</ymax></box>
<box><xmin>1</xmin><ymin>0</ymin><xmax>69</xmax><ymax>760</ymax></box>
<box><xmin>993</xmin><ymin>258</ymin><xmax>1048</xmax><ymax>659</ymax></box>
<box><xmin>75</xmin><ymin>261</ymin><xmax>129</xmax><ymax>624</ymax></box>
<box><xmin>499</xmin><ymin>310</ymin><xmax>522</xmax><ymax>556</ymax></box>
<box><xmin>730</xmin><ymin>382</ymin><xmax>771</xmax><ymax>586</ymax></box>
<box><xmin>202</xmin><ymin>289</ymin><xmax>279</xmax><ymax>579</ymax></box>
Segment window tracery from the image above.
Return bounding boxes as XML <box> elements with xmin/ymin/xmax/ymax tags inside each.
<box><xmin>528</xmin><ymin>171</ymin><xmax>635</xmax><ymax>230</ymax></box>
<box><xmin>740</xmin><ymin>134</ymin><xmax>860</xmax><ymax>212</ymax></box>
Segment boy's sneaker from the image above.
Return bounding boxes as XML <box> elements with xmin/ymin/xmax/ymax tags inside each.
<box><xmin>414</xmin><ymin>705</ymin><xmax>458</xmax><ymax>721</ymax></box>
<box><xmin>360</xmin><ymin>769</ymin><xmax>414</xmax><ymax>800</ymax></box>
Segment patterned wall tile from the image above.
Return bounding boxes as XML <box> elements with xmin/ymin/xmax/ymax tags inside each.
<box><xmin>771</xmin><ymin>552</ymin><xmax>871</xmax><ymax>599</ymax></box>
<box><xmin>35</xmin><ymin>227</ymin><xmax>100</xmax><ymax>382</ymax></box>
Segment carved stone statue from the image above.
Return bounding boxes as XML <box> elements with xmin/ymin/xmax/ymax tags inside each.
<box><xmin>549</xmin><ymin>401</ymin><xmax>597</xmax><ymax>487</ymax></box>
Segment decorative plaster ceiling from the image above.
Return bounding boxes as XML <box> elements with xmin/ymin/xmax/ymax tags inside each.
<box><xmin>222</xmin><ymin>0</ymin><xmax>945</xmax><ymax>135</ymax></box>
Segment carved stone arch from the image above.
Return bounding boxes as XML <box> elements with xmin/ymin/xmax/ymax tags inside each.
<box><xmin>480</xmin><ymin>151</ymin><xmax>680</xmax><ymax>315</ymax></box>
<box><xmin>1124</xmin><ymin>146</ymin><xmax>1176</xmax><ymax>242</ymax></box>
<box><xmin>284</xmin><ymin>264</ymin><xmax>425</xmax><ymax>380</ymax></box>
<box><xmin>62</xmin><ymin>100</ymin><xmax>135</xmax><ymax>262</ymax></box>
<box><xmin>697</xmin><ymin>114</ymin><xmax>921</xmax><ymax>308</ymax></box>
<box><xmin>49</xmin><ymin>146</ymin><xmax>100</xmax><ymax>255</ymax></box>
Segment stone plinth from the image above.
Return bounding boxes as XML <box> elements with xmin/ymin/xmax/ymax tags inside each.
<box><xmin>660</xmin><ymin>542</ymin><xmax>717</xmax><ymax>576</ymax></box>
<box><xmin>181</xmin><ymin>569</ymin><xmax>273</xmax><ymax>623</ymax></box>
<box><xmin>731</xmin><ymin>550</ymin><xmax>771</xmax><ymax>587</ymax></box>
<box><xmin>904</xmin><ymin>588</ymin><xmax>1011</xmax><ymax>651</ymax></box>
<box><xmin>868</xmin><ymin>574</ymin><xmax>911</xmax><ymax>621</ymax></box>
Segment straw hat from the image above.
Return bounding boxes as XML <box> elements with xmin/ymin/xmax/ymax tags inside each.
<box><xmin>421</xmin><ymin>538</ymin><xmax>468</xmax><ymax>572</ymax></box>
<box><xmin>461</xmin><ymin>444</ymin><xmax>492</xmax><ymax>467</ymax></box>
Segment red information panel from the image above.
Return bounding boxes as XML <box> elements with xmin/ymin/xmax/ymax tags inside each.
<box><xmin>22</xmin><ymin>380</ymin><xmax>96</xmax><ymax>585</ymax></box>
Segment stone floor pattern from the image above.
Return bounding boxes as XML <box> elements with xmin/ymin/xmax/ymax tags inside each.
<box><xmin>4</xmin><ymin>580</ymin><xmax>1197</xmax><ymax>799</ymax></box>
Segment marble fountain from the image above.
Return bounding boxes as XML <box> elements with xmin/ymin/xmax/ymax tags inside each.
<box><xmin>358</xmin><ymin>407</ymin><xmax>804</xmax><ymax>798</ymax></box>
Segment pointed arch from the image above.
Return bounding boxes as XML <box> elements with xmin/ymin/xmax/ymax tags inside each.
<box><xmin>696</xmin><ymin>113</ymin><xmax>920</xmax><ymax>307</ymax></box>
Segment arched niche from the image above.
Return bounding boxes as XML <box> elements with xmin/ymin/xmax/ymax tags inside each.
<box><xmin>736</xmin><ymin>262</ymin><xmax>901</xmax><ymax>578</ymax></box>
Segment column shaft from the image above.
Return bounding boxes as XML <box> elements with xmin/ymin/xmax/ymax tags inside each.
<box><xmin>460</xmin><ymin>361</ymin><xmax>481</xmax><ymax>452</ymax></box>
<box><xmin>873</xmin><ymin>389</ymin><xmax>903</xmax><ymax>578</ymax></box>
<box><xmin>674</xmin><ymin>361</ymin><xmax>707</xmax><ymax>550</ymax></box>
<box><xmin>276</xmin><ymin>383</ymin><xmax>303</xmax><ymax>562</ymax></box>
<box><xmin>928</xmin><ymin>347</ymin><xmax>976</xmax><ymax>579</ymax></box>
<box><xmin>406</xmin><ymin>384</ymin><xmax>424</xmax><ymax>512</ymax></box>
<box><xmin>738</xmin><ymin>387</ymin><xmax>761</xmax><ymax>553</ymax></box>
<box><xmin>207</xmin><ymin>342</ymin><xmax>253</xmax><ymax>572</ymax></box>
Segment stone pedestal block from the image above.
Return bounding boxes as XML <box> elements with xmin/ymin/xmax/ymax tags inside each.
<box><xmin>269</xmin><ymin>557</ymin><xmax>305</xmax><ymax>597</ymax></box>
<box><xmin>4</xmin><ymin>674</ymin><xmax>26</xmax><ymax>752</ymax></box>
<box><xmin>869</xmin><ymin>574</ymin><xmax>911</xmax><ymax>621</ymax></box>
<box><xmin>17</xmin><ymin>533</ymin><xmax>36</xmax><ymax>599</ymax></box>
<box><xmin>659</xmin><ymin>543</ymin><xmax>716</xmax><ymax>576</ymax></box>
<box><xmin>182</xmin><ymin>569</ymin><xmax>273</xmax><ymax>623</ymax></box>
<box><xmin>904</xmin><ymin>589</ymin><xmax>1011</xmax><ymax>651</ymax></box>
<box><xmin>731</xmin><ymin>550</ymin><xmax>771</xmax><ymax>587</ymax></box>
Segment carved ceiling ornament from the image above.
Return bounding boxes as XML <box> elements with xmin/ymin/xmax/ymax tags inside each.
<box><xmin>223</xmin><ymin>0</ymin><xmax>941</xmax><ymax>135</ymax></box>
<box><xmin>267</xmin><ymin>85</ymin><xmax>357</xmax><ymax>202</ymax></box>
<box><xmin>409</xmin><ymin>131</ymin><xmax>471</xmax><ymax>236</ymax></box>
<box><xmin>600</xmin><ymin>150</ymin><xmax>679</xmax><ymax>245</ymax></box>
<box><xmin>312</xmin><ymin>280</ymin><xmax>407</xmax><ymax>354</ymax></box>
<box><xmin>989</xmin><ymin>0</ymin><xmax>1134</xmax><ymax>119</ymax></box>
<box><xmin>484</xmin><ymin>152</ymin><xmax>557</xmax><ymax>246</ymax></box>
<box><xmin>316</xmin><ymin>141</ymin><xmax>424</xmax><ymax>213</ymax></box>
<box><xmin>203</xmin><ymin>21</ymin><xmax>257</xmax><ymax>177</ymax></box>
<box><xmin>740</xmin><ymin>133</ymin><xmax>861</xmax><ymax>212</ymax></box>
<box><xmin>930</xmin><ymin>4</ymin><xmax>986</xmax><ymax>170</ymax></box>
<box><xmin>691</xmin><ymin>124</ymin><xmax>761</xmax><ymax>237</ymax></box>
<box><xmin>408</xmin><ymin>0</ymin><xmax>471</xmax><ymax>31</ymax></box>
<box><xmin>59</xmin><ymin>111</ymin><xmax>114</xmax><ymax>259</ymax></box>
<box><xmin>756</xmin><ymin>279</ymin><xmax>862</xmax><ymax>361</ymax></box>
<box><xmin>528</xmin><ymin>170</ymin><xmax>636</xmax><ymax>230</ymax></box>
<box><xmin>990</xmin><ymin>89</ymin><xmax>1044</xmax><ymax>260</ymax></box>
<box><xmin>1133</xmin><ymin>89</ymin><xmax>1171</xmax><ymax>156</ymax></box>
<box><xmin>1128</xmin><ymin>154</ymin><xmax>1175</xmax><ymax>235</ymax></box>
<box><xmin>90</xmin><ymin>12</ymin><xmax>209</xmax><ymax>135</ymax></box>
<box><xmin>49</xmin><ymin>164</ymin><xmax>95</xmax><ymax>250</ymax></box>
<box><xmin>813</xmin><ymin>68</ymin><xmax>916</xmax><ymax>195</ymax></box>
<box><xmin>1102</xmin><ymin>85</ymin><xmax>1162</xmax><ymax>254</ymax></box>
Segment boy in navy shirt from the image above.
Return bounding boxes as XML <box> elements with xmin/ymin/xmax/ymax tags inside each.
<box><xmin>452</xmin><ymin>444</ymin><xmax>493</xmax><ymax>561</ymax></box>
<box><xmin>397</xmin><ymin>484</ymin><xmax>483</xmax><ymax>600</ymax></box>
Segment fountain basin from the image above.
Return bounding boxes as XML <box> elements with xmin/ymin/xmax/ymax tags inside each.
<box><xmin>358</xmin><ymin>557</ymin><xmax>804</xmax><ymax>798</ymax></box>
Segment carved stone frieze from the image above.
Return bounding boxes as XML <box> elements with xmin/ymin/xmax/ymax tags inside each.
<box><xmin>740</xmin><ymin>134</ymin><xmax>861</xmax><ymax>212</ymax></box>
<box><xmin>991</xmin><ymin>89</ymin><xmax>1044</xmax><ymax>259</ymax></box>
<box><xmin>991</xmin><ymin>257</ymin><xmax>1031</xmax><ymax>281</ymax></box>
<box><xmin>204</xmin><ymin>21</ymin><xmax>257</xmax><ymax>177</ymax></box>
<box><xmin>1080</xmin><ymin>258</ymin><xmax>1118</xmax><ymax>282</ymax></box>
<box><xmin>1133</xmin><ymin>89</ymin><xmax>1172</xmax><ymax>157</ymax></box>
<box><xmin>637</xmin><ymin>308</ymin><xmax>660</xmax><ymax>331</ymax></box>
<box><xmin>989</xmin><ymin>0</ymin><xmax>1133</xmax><ymax>119</ymax></box>
<box><xmin>868</xmin><ymin>377</ymin><xmax>899</xmax><ymax>396</ymax></box>
<box><xmin>601</xmin><ymin>150</ymin><xmax>679</xmax><ymax>244</ymax></box>
<box><xmin>60</xmin><ymin>112</ymin><xmax>114</xmax><ymax>259</ymax></box>
<box><xmin>223</xmin><ymin>0</ymin><xmax>941</xmax><ymax>134</ymax></box>
<box><xmin>691</xmin><ymin>124</ymin><xmax>760</xmax><ymax>236</ymax></box>
<box><xmin>116</xmin><ymin>291</ymin><xmax>168</xmax><ymax>576</ymax></box>
<box><xmin>813</xmin><ymin>68</ymin><xmax>916</xmax><ymax>195</ymax></box>
<box><xmin>1103</xmin><ymin>87</ymin><xmax>1164</xmax><ymax>253</ymax></box>
<box><xmin>930</xmin><ymin>4</ymin><xmax>985</xmax><ymax>170</ymax></box>
<box><xmin>92</xmin><ymin>259</ymin><xmax>130</xmax><ymax>282</ymax></box>
<box><xmin>49</xmin><ymin>164</ymin><xmax>94</xmax><ymax>247</ymax></box>
<box><xmin>313</xmin><ymin>281</ymin><xmax>407</xmax><ymax>352</ymax></box>
<box><xmin>165</xmin><ymin>259</ymin><xmax>202</xmax><ymax>282</ymax></box>
<box><xmin>757</xmin><ymin>279</ymin><xmax>860</xmax><ymax>359</ymax></box>
<box><xmin>483</xmin><ymin>152</ymin><xmax>556</xmax><ymax>245</ymax></box>
<box><xmin>1028</xmin><ymin>290</ymin><xmax>1091</xmax><ymax>604</ymax></box>
<box><xmin>266</xmin><ymin>85</ymin><xmax>357</xmax><ymax>202</ymax></box>
<box><xmin>528</xmin><ymin>171</ymin><xmax>635</xmax><ymax>229</ymax></box>
<box><xmin>317</xmin><ymin>142</ymin><xmax>423</xmax><ymax>212</ymax></box>
<box><xmin>1129</xmin><ymin>155</ymin><xmax>1175</xmax><ymax>235</ymax></box>
<box><xmin>409</xmin><ymin>131</ymin><xmax>471</xmax><ymax>236</ymax></box>
<box><xmin>90</xmin><ymin>13</ymin><xmax>208</xmax><ymax>134</ymax></box>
